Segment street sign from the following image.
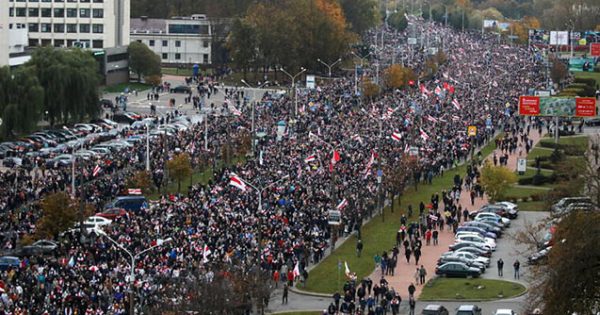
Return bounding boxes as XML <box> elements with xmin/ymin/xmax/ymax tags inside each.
<box><xmin>467</xmin><ymin>126</ymin><xmax>477</xmax><ymax>137</ymax></box>
<box><xmin>306</xmin><ymin>75</ymin><xmax>316</xmax><ymax>89</ymax></box>
<box><xmin>328</xmin><ymin>210</ymin><xmax>342</xmax><ymax>226</ymax></box>
<box><xmin>591</xmin><ymin>43</ymin><xmax>600</xmax><ymax>57</ymax></box>
<box><xmin>519</xmin><ymin>96</ymin><xmax>597</xmax><ymax>117</ymax></box>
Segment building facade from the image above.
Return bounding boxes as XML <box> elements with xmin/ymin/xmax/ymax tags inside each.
<box><xmin>7</xmin><ymin>0</ymin><xmax>130</xmax><ymax>49</ymax></box>
<box><xmin>130</xmin><ymin>14</ymin><xmax>211</xmax><ymax>65</ymax></box>
<box><xmin>0</xmin><ymin>4</ymin><xmax>8</xmax><ymax>66</ymax></box>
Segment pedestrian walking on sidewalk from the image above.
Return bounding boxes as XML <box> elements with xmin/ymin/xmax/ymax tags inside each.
<box><xmin>419</xmin><ymin>265</ymin><xmax>427</xmax><ymax>285</ymax></box>
<box><xmin>356</xmin><ymin>239</ymin><xmax>363</xmax><ymax>257</ymax></box>
<box><xmin>513</xmin><ymin>259</ymin><xmax>520</xmax><ymax>279</ymax></box>
<box><xmin>408</xmin><ymin>283</ymin><xmax>416</xmax><ymax>298</ymax></box>
<box><xmin>282</xmin><ymin>284</ymin><xmax>288</xmax><ymax>304</ymax></box>
<box><xmin>409</xmin><ymin>297</ymin><xmax>416</xmax><ymax>315</ymax></box>
<box><xmin>497</xmin><ymin>258</ymin><xmax>504</xmax><ymax>277</ymax></box>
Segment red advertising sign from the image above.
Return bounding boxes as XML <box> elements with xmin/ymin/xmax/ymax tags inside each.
<box><xmin>519</xmin><ymin>96</ymin><xmax>540</xmax><ymax>116</ymax></box>
<box><xmin>575</xmin><ymin>97</ymin><xmax>597</xmax><ymax>117</ymax></box>
<box><xmin>591</xmin><ymin>43</ymin><xmax>600</xmax><ymax>57</ymax></box>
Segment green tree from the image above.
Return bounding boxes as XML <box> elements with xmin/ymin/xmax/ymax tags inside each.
<box><xmin>388</xmin><ymin>11</ymin><xmax>408</xmax><ymax>31</ymax></box>
<box><xmin>128</xmin><ymin>41</ymin><xmax>162</xmax><ymax>82</ymax></box>
<box><xmin>0</xmin><ymin>66</ymin><xmax>44</xmax><ymax>139</ymax></box>
<box><xmin>226</xmin><ymin>18</ymin><xmax>257</xmax><ymax>80</ymax></box>
<box><xmin>25</xmin><ymin>47</ymin><xmax>101</xmax><ymax>126</ymax></box>
<box><xmin>167</xmin><ymin>153</ymin><xmax>192</xmax><ymax>192</ymax></box>
<box><xmin>339</xmin><ymin>0</ymin><xmax>380</xmax><ymax>35</ymax></box>
<box><xmin>479</xmin><ymin>162</ymin><xmax>517</xmax><ymax>201</ymax></box>
<box><xmin>36</xmin><ymin>192</ymin><xmax>92</xmax><ymax>239</ymax></box>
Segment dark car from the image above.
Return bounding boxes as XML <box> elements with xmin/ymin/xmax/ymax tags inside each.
<box><xmin>435</xmin><ymin>262</ymin><xmax>481</xmax><ymax>278</ymax></box>
<box><xmin>99</xmin><ymin>99</ymin><xmax>114</xmax><ymax>108</ymax></box>
<box><xmin>437</xmin><ymin>256</ymin><xmax>485</xmax><ymax>272</ymax></box>
<box><xmin>528</xmin><ymin>246</ymin><xmax>551</xmax><ymax>265</ymax></box>
<box><xmin>462</xmin><ymin>221</ymin><xmax>502</xmax><ymax>237</ymax></box>
<box><xmin>469</xmin><ymin>205</ymin><xmax>508</xmax><ymax>219</ymax></box>
<box><xmin>456</xmin><ymin>305</ymin><xmax>482</xmax><ymax>315</ymax></box>
<box><xmin>112</xmin><ymin>113</ymin><xmax>138</xmax><ymax>125</ymax></box>
<box><xmin>449</xmin><ymin>241</ymin><xmax>492</xmax><ymax>254</ymax></box>
<box><xmin>96</xmin><ymin>208</ymin><xmax>128</xmax><ymax>220</ymax></box>
<box><xmin>105</xmin><ymin>196</ymin><xmax>147</xmax><ymax>213</ymax></box>
<box><xmin>170</xmin><ymin>85</ymin><xmax>191</xmax><ymax>93</ymax></box>
<box><xmin>0</xmin><ymin>256</ymin><xmax>20</xmax><ymax>271</ymax></box>
<box><xmin>422</xmin><ymin>304</ymin><xmax>450</xmax><ymax>315</ymax></box>
<box><xmin>452</xmin><ymin>245</ymin><xmax>492</xmax><ymax>258</ymax></box>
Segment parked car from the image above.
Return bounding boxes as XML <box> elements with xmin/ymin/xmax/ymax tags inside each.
<box><xmin>455</xmin><ymin>234</ymin><xmax>496</xmax><ymax>251</ymax></box>
<box><xmin>105</xmin><ymin>196</ymin><xmax>147</xmax><ymax>213</ymax></box>
<box><xmin>456</xmin><ymin>226</ymin><xmax>497</xmax><ymax>239</ymax></box>
<box><xmin>0</xmin><ymin>256</ymin><xmax>20</xmax><ymax>271</ymax></box>
<box><xmin>20</xmin><ymin>240</ymin><xmax>59</xmax><ymax>256</ymax></box>
<box><xmin>449</xmin><ymin>241</ymin><xmax>493</xmax><ymax>253</ymax></box>
<box><xmin>437</xmin><ymin>255</ymin><xmax>486</xmax><ymax>272</ymax></box>
<box><xmin>493</xmin><ymin>309</ymin><xmax>517</xmax><ymax>315</ymax></box>
<box><xmin>474</xmin><ymin>212</ymin><xmax>510</xmax><ymax>227</ymax></box>
<box><xmin>96</xmin><ymin>208</ymin><xmax>128</xmax><ymax>220</ymax></box>
<box><xmin>452</xmin><ymin>245</ymin><xmax>492</xmax><ymax>258</ymax></box>
<box><xmin>474</xmin><ymin>217</ymin><xmax>506</xmax><ymax>230</ymax></box>
<box><xmin>442</xmin><ymin>251</ymin><xmax>490</xmax><ymax>267</ymax></box>
<box><xmin>422</xmin><ymin>304</ymin><xmax>450</xmax><ymax>315</ymax></box>
<box><xmin>112</xmin><ymin>112</ymin><xmax>139</xmax><ymax>125</ymax></box>
<box><xmin>456</xmin><ymin>305</ymin><xmax>482</xmax><ymax>315</ymax></box>
<box><xmin>45</xmin><ymin>154</ymin><xmax>73</xmax><ymax>168</ymax></box>
<box><xmin>435</xmin><ymin>262</ymin><xmax>481</xmax><ymax>278</ymax></box>
<box><xmin>170</xmin><ymin>85</ymin><xmax>191</xmax><ymax>93</ymax></box>
<box><xmin>493</xmin><ymin>201</ymin><xmax>519</xmax><ymax>218</ymax></box>
<box><xmin>528</xmin><ymin>246</ymin><xmax>552</xmax><ymax>265</ymax></box>
<box><xmin>83</xmin><ymin>216</ymin><xmax>113</xmax><ymax>229</ymax></box>
<box><xmin>462</xmin><ymin>221</ymin><xmax>502</xmax><ymax>235</ymax></box>
<box><xmin>551</xmin><ymin>197</ymin><xmax>593</xmax><ymax>215</ymax></box>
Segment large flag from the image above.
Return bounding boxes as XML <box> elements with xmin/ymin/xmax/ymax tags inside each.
<box><xmin>293</xmin><ymin>261</ymin><xmax>301</xmax><ymax>278</ymax></box>
<box><xmin>229</xmin><ymin>173</ymin><xmax>248</xmax><ymax>191</ymax></box>
<box><xmin>344</xmin><ymin>261</ymin><xmax>352</xmax><ymax>278</ymax></box>
<box><xmin>391</xmin><ymin>132</ymin><xmax>402</xmax><ymax>141</ymax></box>
<box><xmin>92</xmin><ymin>164</ymin><xmax>101</xmax><ymax>177</ymax></box>
<box><xmin>363</xmin><ymin>150</ymin><xmax>377</xmax><ymax>179</ymax></box>
<box><xmin>329</xmin><ymin>150</ymin><xmax>340</xmax><ymax>172</ymax></box>
<box><xmin>420</xmin><ymin>128</ymin><xmax>430</xmax><ymax>141</ymax></box>
<box><xmin>231</xmin><ymin>107</ymin><xmax>242</xmax><ymax>116</ymax></box>
<box><xmin>452</xmin><ymin>99</ymin><xmax>461</xmax><ymax>110</ymax></box>
<box><xmin>426</xmin><ymin>115</ymin><xmax>438</xmax><ymax>123</ymax></box>
<box><xmin>337</xmin><ymin>198</ymin><xmax>348</xmax><ymax>210</ymax></box>
<box><xmin>202</xmin><ymin>245</ymin><xmax>212</xmax><ymax>263</ymax></box>
<box><xmin>304</xmin><ymin>155</ymin><xmax>317</xmax><ymax>164</ymax></box>
<box><xmin>420</xmin><ymin>84</ymin><xmax>431</xmax><ymax>97</ymax></box>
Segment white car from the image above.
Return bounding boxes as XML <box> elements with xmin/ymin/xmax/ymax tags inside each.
<box><xmin>475</xmin><ymin>212</ymin><xmax>511</xmax><ymax>227</ymax></box>
<box><xmin>84</xmin><ymin>216</ymin><xmax>112</xmax><ymax>228</ymax></box>
<box><xmin>494</xmin><ymin>309</ymin><xmax>517</xmax><ymax>315</ymax></box>
<box><xmin>442</xmin><ymin>251</ymin><xmax>490</xmax><ymax>267</ymax></box>
<box><xmin>456</xmin><ymin>234</ymin><xmax>497</xmax><ymax>251</ymax></box>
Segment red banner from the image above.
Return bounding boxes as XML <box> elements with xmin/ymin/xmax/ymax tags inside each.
<box><xmin>519</xmin><ymin>96</ymin><xmax>540</xmax><ymax>116</ymax></box>
<box><xmin>591</xmin><ymin>43</ymin><xmax>600</xmax><ymax>57</ymax></box>
<box><xmin>575</xmin><ymin>98</ymin><xmax>597</xmax><ymax>117</ymax></box>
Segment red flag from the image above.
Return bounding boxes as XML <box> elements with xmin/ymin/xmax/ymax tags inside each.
<box><xmin>329</xmin><ymin>150</ymin><xmax>340</xmax><ymax>172</ymax></box>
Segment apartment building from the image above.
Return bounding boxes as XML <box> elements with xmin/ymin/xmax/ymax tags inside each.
<box><xmin>0</xmin><ymin>5</ymin><xmax>8</xmax><ymax>66</ymax></box>
<box><xmin>8</xmin><ymin>0</ymin><xmax>130</xmax><ymax>49</ymax></box>
<box><xmin>130</xmin><ymin>14</ymin><xmax>212</xmax><ymax>65</ymax></box>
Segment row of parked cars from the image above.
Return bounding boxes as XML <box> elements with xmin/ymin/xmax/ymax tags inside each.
<box><xmin>422</xmin><ymin>304</ymin><xmax>517</xmax><ymax>315</ymax></box>
<box><xmin>434</xmin><ymin>202</ymin><xmax>518</xmax><ymax>278</ymax></box>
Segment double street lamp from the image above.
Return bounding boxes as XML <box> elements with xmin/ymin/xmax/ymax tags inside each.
<box><xmin>95</xmin><ymin>228</ymin><xmax>172</xmax><ymax>315</ymax></box>
<box><xmin>317</xmin><ymin>58</ymin><xmax>342</xmax><ymax>77</ymax></box>
<box><xmin>241</xmin><ymin>80</ymin><xmax>270</xmax><ymax>157</ymax></box>
<box><xmin>351</xmin><ymin>52</ymin><xmax>372</xmax><ymax>96</ymax></box>
<box><xmin>280</xmin><ymin>67</ymin><xmax>306</xmax><ymax>117</ymax></box>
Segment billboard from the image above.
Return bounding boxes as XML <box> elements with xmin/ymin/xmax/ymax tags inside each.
<box><xmin>549</xmin><ymin>31</ymin><xmax>569</xmax><ymax>45</ymax></box>
<box><xmin>569</xmin><ymin>57</ymin><xmax>596</xmax><ymax>72</ymax></box>
<box><xmin>519</xmin><ymin>96</ymin><xmax>597</xmax><ymax>117</ymax></box>
<box><xmin>591</xmin><ymin>43</ymin><xmax>600</xmax><ymax>57</ymax></box>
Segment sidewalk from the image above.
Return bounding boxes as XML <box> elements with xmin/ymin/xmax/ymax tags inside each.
<box><xmin>367</xmin><ymin>124</ymin><xmax>543</xmax><ymax>299</ymax></box>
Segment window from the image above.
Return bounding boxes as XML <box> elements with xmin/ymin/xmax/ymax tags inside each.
<box><xmin>203</xmin><ymin>40</ymin><xmax>209</xmax><ymax>48</ymax></box>
<box><xmin>67</xmin><ymin>0</ymin><xmax>77</xmax><ymax>2</ymax></box>
<box><xmin>41</xmin><ymin>0</ymin><xmax>51</xmax><ymax>2</ymax></box>
<box><xmin>67</xmin><ymin>24</ymin><xmax>77</xmax><ymax>33</ymax></box>
<box><xmin>92</xmin><ymin>40</ymin><xmax>103</xmax><ymax>48</ymax></box>
<box><xmin>41</xmin><ymin>23</ymin><xmax>52</xmax><ymax>33</ymax></box>
<box><xmin>28</xmin><ymin>23</ymin><xmax>39</xmax><ymax>32</ymax></box>
<box><xmin>16</xmin><ymin>8</ymin><xmax>26</xmax><ymax>17</ymax></box>
<box><xmin>29</xmin><ymin>0</ymin><xmax>39</xmax><ymax>2</ymax></box>
<box><xmin>203</xmin><ymin>54</ymin><xmax>209</xmax><ymax>64</ymax></box>
<box><xmin>9</xmin><ymin>8</ymin><xmax>13</xmax><ymax>17</ymax></box>
<box><xmin>67</xmin><ymin>8</ymin><xmax>77</xmax><ymax>17</ymax></box>
<box><xmin>162</xmin><ymin>53</ymin><xmax>167</xmax><ymax>59</ymax></box>
<box><xmin>79</xmin><ymin>24</ymin><xmax>90</xmax><ymax>33</ymax></box>
<box><xmin>41</xmin><ymin>8</ymin><xmax>51</xmax><ymax>17</ymax></box>
<box><xmin>54</xmin><ymin>0</ymin><xmax>63</xmax><ymax>2</ymax></box>
<box><xmin>28</xmin><ymin>8</ymin><xmax>39</xmax><ymax>17</ymax></box>
<box><xmin>80</xmin><ymin>0</ymin><xmax>90</xmax><ymax>2</ymax></box>
<box><xmin>79</xmin><ymin>9</ymin><xmax>90</xmax><ymax>18</ymax></box>
<box><xmin>54</xmin><ymin>39</ymin><xmax>64</xmax><ymax>47</ymax></box>
<box><xmin>29</xmin><ymin>39</ymin><xmax>39</xmax><ymax>46</ymax></box>
<box><xmin>92</xmin><ymin>9</ymin><xmax>103</xmax><ymax>18</ymax></box>
<box><xmin>168</xmin><ymin>24</ymin><xmax>209</xmax><ymax>34</ymax></box>
<box><xmin>175</xmin><ymin>40</ymin><xmax>181</xmax><ymax>47</ymax></box>
<box><xmin>53</xmin><ymin>24</ymin><xmax>64</xmax><ymax>32</ymax></box>
<box><xmin>92</xmin><ymin>24</ymin><xmax>103</xmax><ymax>33</ymax></box>
<box><xmin>175</xmin><ymin>53</ymin><xmax>181</xmax><ymax>60</ymax></box>
<box><xmin>93</xmin><ymin>0</ymin><xmax>103</xmax><ymax>2</ymax></box>
<box><xmin>148</xmin><ymin>40</ymin><xmax>154</xmax><ymax>46</ymax></box>
<box><xmin>53</xmin><ymin>8</ymin><xmax>64</xmax><ymax>17</ymax></box>
<box><xmin>162</xmin><ymin>40</ymin><xmax>168</xmax><ymax>47</ymax></box>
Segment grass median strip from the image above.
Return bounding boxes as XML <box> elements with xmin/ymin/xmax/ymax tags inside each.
<box><xmin>419</xmin><ymin>278</ymin><xmax>527</xmax><ymax>301</ymax></box>
<box><xmin>304</xmin><ymin>136</ymin><xmax>500</xmax><ymax>294</ymax></box>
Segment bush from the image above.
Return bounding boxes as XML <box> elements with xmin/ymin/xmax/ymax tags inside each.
<box><xmin>518</xmin><ymin>173</ymin><xmax>556</xmax><ymax>186</ymax></box>
<box><xmin>573</xmin><ymin>78</ymin><xmax>596</xmax><ymax>87</ymax></box>
<box><xmin>550</xmin><ymin>148</ymin><xmax>565</xmax><ymax>163</ymax></box>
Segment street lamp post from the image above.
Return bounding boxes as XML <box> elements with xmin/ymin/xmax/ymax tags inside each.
<box><xmin>279</xmin><ymin>67</ymin><xmax>306</xmax><ymax>117</ymax></box>
<box><xmin>241</xmin><ymin>80</ymin><xmax>270</xmax><ymax>157</ymax></box>
<box><xmin>317</xmin><ymin>58</ymin><xmax>342</xmax><ymax>77</ymax></box>
<box><xmin>95</xmin><ymin>229</ymin><xmax>172</xmax><ymax>315</ymax></box>
<box><xmin>351</xmin><ymin>52</ymin><xmax>371</xmax><ymax>96</ymax></box>
<box><xmin>145</xmin><ymin>124</ymin><xmax>150</xmax><ymax>172</ymax></box>
<box><xmin>234</xmin><ymin>175</ymin><xmax>290</xmax><ymax>261</ymax></box>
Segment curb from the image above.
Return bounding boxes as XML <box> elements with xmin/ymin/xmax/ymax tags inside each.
<box><xmin>268</xmin><ymin>310</ymin><xmax>324</xmax><ymax>314</ymax></box>
<box><xmin>418</xmin><ymin>280</ymin><xmax>529</xmax><ymax>302</ymax></box>
<box><xmin>289</xmin><ymin>286</ymin><xmax>332</xmax><ymax>298</ymax></box>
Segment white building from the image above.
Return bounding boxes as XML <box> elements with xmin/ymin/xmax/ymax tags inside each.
<box><xmin>130</xmin><ymin>14</ymin><xmax>212</xmax><ymax>65</ymax></box>
<box><xmin>8</xmin><ymin>0</ymin><xmax>130</xmax><ymax>49</ymax></box>
<box><xmin>0</xmin><ymin>4</ymin><xmax>8</xmax><ymax>66</ymax></box>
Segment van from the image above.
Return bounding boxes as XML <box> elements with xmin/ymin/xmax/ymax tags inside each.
<box><xmin>105</xmin><ymin>196</ymin><xmax>147</xmax><ymax>213</ymax></box>
<box><xmin>551</xmin><ymin>197</ymin><xmax>592</xmax><ymax>215</ymax></box>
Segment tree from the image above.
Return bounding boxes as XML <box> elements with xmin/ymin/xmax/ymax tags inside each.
<box><xmin>226</xmin><ymin>18</ymin><xmax>257</xmax><ymax>80</ymax></box>
<box><xmin>36</xmin><ymin>192</ymin><xmax>92</xmax><ymax>239</ymax></box>
<box><xmin>384</xmin><ymin>64</ymin><xmax>415</xmax><ymax>90</ymax></box>
<box><xmin>550</xmin><ymin>55</ymin><xmax>568</xmax><ymax>86</ymax></box>
<box><xmin>127</xmin><ymin>170</ymin><xmax>155</xmax><ymax>194</ymax></box>
<box><xmin>362</xmin><ymin>79</ymin><xmax>381</xmax><ymax>100</ymax></box>
<box><xmin>128</xmin><ymin>41</ymin><xmax>162</xmax><ymax>82</ymax></box>
<box><xmin>388</xmin><ymin>11</ymin><xmax>408</xmax><ymax>31</ymax></box>
<box><xmin>25</xmin><ymin>47</ymin><xmax>101</xmax><ymax>126</ymax></box>
<box><xmin>339</xmin><ymin>0</ymin><xmax>380</xmax><ymax>35</ymax></box>
<box><xmin>167</xmin><ymin>153</ymin><xmax>192</xmax><ymax>192</ymax></box>
<box><xmin>0</xmin><ymin>66</ymin><xmax>44</xmax><ymax>139</ymax></box>
<box><xmin>384</xmin><ymin>155</ymin><xmax>418</xmax><ymax>214</ymax></box>
<box><xmin>479</xmin><ymin>162</ymin><xmax>517</xmax><ymax>201</ymax></box>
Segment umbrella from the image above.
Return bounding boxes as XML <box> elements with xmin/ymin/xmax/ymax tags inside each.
<box><xmin>88</xmin><ymin>266</ymin><xmax>99</xmax><ymax>272</ymax></box>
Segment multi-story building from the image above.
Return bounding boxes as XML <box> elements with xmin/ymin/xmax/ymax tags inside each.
<box><xmin>130</xmin><ymin>14</ymin><xmax>212</xmax><ymax>65</ymax></box>
<box><xmin>0</xmin><ymin>5</ymin><xmax>9</xmax><ymax>66</ymax></box>
<box><xmin>7</xmin><ymin>0</ymin><xmax>130</xmax><ymax>49</ymax></box>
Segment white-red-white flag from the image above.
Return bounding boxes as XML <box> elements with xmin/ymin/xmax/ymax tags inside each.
<box><xmin>420</xmin><ymin>84</ymin><xmax>431</xmax><ymax>97</ymax></box>
<box><xmin>293</xmin><ymin>261</ymin><xmax>301</xmax><ymax>278</ymax></box>
<box><xmin>337</xmin><ymin>198</ymin><xmax>348</xmax><ymax>210</ymax></box>
<box><xmin>426</xmin><ymin>115</ymin><xmax>438</xmax><ymax>123</ymax></box>
<box><xmin>304</xmin><ymin>155</ymin><xmax>317</xmax><ymax>164</ymax></box>
<box><xmin>229</xmin><ymin>173</ymin><xmax>248</xmax><ymax>191</ymax></box>
<box><xmin>92</xmin><ymin>165</ymin><xmax>101</xmax><ymax>177</ymax></box>
<box><xmin>434</xmin><ymin>86</ymin><xmax>442</xmax><ymax>95</ymax></box>
<box><xmin>202</xmin><ymin>245</ymin><xmax>212</xmax><ymax>263</ymax></box>
<box><xmin>420</xmin><ymin>128</ymin><xmax>430</xmax><ymax>141</ymax></box>
<box><xmin>391</xmin><ymin>132</ymin><xmax>402</xmax><ymax>141</ymax></box>
<box><xmin>452</xmin><ymin>99</ymin><xmax>461</xmax><ymax>110</ymax></box>
<box><xmin>231</xmin><ymin>107</ymin><xmax>242</xmax><ymax>116</ymax></box>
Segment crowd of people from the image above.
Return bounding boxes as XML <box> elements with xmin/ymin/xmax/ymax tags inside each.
<box><xmin>0</xmin><ymin>18</ymin><xmax>547</xmax><ymax>314</ymax></box>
